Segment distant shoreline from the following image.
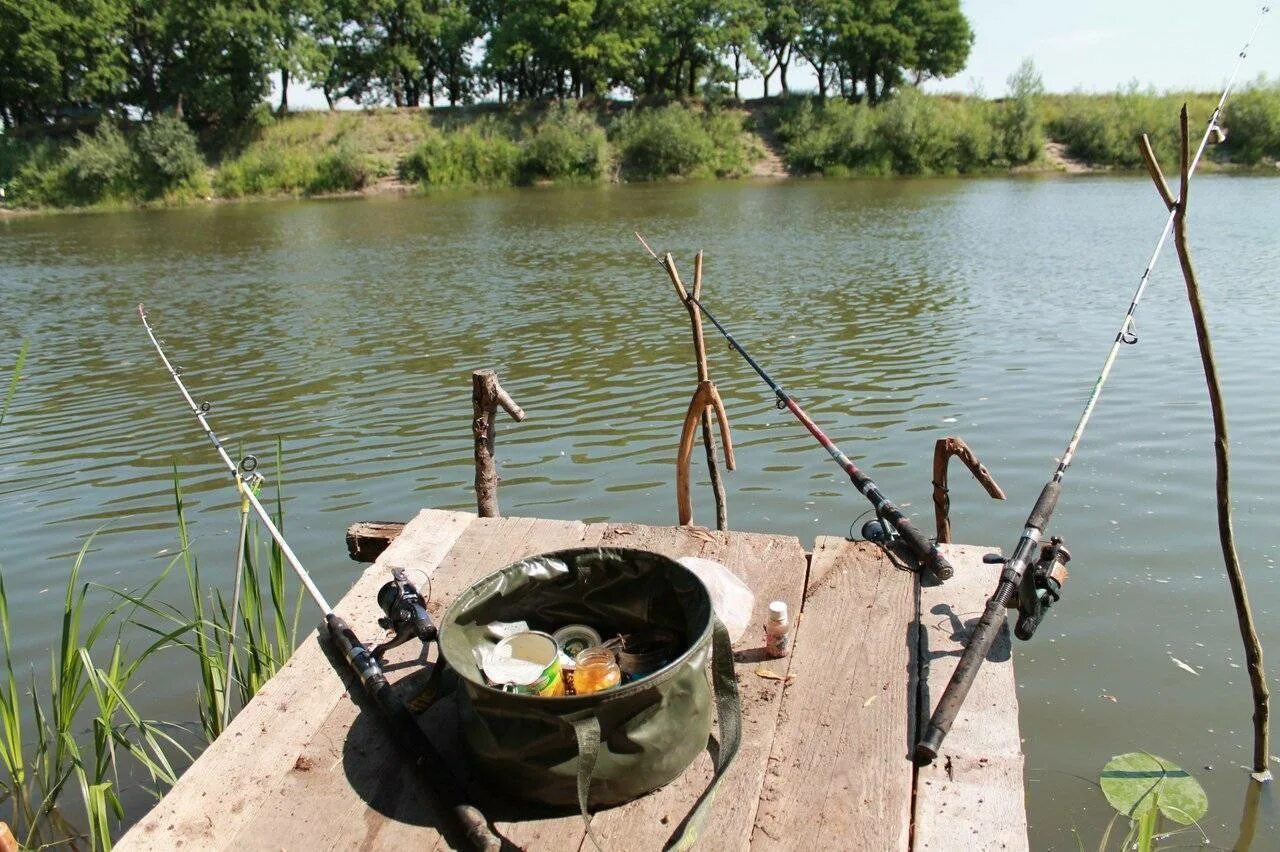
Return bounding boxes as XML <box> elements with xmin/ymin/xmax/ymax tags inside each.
<box><xmin>3</xmin><ymin>91</ymin><xmax>1277</xmax><ymax>217</ymax></box>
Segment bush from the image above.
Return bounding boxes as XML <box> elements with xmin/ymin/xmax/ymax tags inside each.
<box><xmin>876</xmin><ymin>89</ymin><xmax>959</xmax><ymax>174</ymax></box>
<box><xmin>610</xmin><ymin>103</ymin><xmax>750</xmax><ymax>180</ymax></box>
<box><xmin>214</xmin><ymin>147</ymin><xmax>317</xmax><ymax>197</ymax></box>
<box><xmin>1044</xmin><ymin>87</ymin><xmax>1214</xmax><ymax>168</ymax></box>
<box><xmin>62</xmin><ymin>123</ymin><xmax>135</xmax><ymax>203</ymax></box>
<box><xmin>520</xmin><ymin>104</ymin><xmax>610</xmax><ymax>182</ymax></box>
<box><xmin>998</xmin><ymin>59</ymin><xmax>1045</xmax><ymax>164</ymax></box>
<box><xmin>774</xmin><ymin>98</ymin><xmax>882</xmax><ymax>175</ymax></box>
<box><xmin>0</xmin><ymin>138</ymin><xmax>73</xmax><ymax>207</ymax></box>
<box><xmin>1224</xmin><ymin>79</ymin><xmax>1280</xmax><ymax>164</ymax></box>
<box><xmin>311</xmin><ymin>142</ymin><xmax>373</xmax><ymax>193</ymax></box>
<box><xmin>398</xmin><ymin>124</ymin><xmax>520</xmax><ymax>187</ymax></box>
<box><xmin>702</xmin><ymin>107</ymin><xmax>755</xmax><ymax>177</ymax></box>
<box><xmin>134</xmin><ymin>115</ymin><xmax>206</xmax><ymax>189</ymax></box>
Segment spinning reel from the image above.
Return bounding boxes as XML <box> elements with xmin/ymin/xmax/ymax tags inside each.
<box><xmin>982</xmin><ymin>537</ymin><xmax>1071</xmax><ymax>640</ymax></box>
<box><xmin>371</xmin><ymin>568</ymin><xmax>438</xmax><ymax>659</ymax></box>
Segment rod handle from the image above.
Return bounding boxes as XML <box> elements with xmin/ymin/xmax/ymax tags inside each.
<box><xmin>1027</xmin><ymin>481</ymin><xmax>1060</xmax><ymax>531</ymax></box>
<box><xmin>914</xmin><ymin>582</ymin><xmax>1014</xmax><ymax>763</ymax></box>
<box><xmin>325</xmin><ymin>615</ymin><xmax>503</xmax><ymax>850</ymax></box>
<box><xmin>877</xmin><ymin>501</ymin><xmax>954</xmax><ymax>581</ymax></box>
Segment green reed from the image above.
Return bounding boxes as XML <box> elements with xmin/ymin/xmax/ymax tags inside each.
<box><xmin>0</xmin><ymin>535</ymin><xmax>188</xmax><ymax>850</ymax></box>
<box><xmin>1</xmin><ymin>349</ymin><xmax>307</xmax><ymax>848</ymax></box>
<box><xmin>0</xmin><ymin>342</ymin><xmax>25</xmax><ymax>429</ymax></box>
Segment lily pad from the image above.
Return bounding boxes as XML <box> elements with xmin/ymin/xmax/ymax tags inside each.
<box><xmin>1100</xmin><ymin>752</ymin><xmax>1207</xmax><ymax>825</ymax></box>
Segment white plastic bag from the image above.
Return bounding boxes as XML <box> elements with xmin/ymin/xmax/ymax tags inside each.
<box><xmin>678</xmin><ymin>556</ymin><xmax>755</xmax><ymax>644</ymax></box>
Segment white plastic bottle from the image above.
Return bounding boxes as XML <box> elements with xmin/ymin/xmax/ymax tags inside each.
<box><xmin>764</xmin><ymin>600</ymin><xmax>790</xmax><ymax>658</ymax></box>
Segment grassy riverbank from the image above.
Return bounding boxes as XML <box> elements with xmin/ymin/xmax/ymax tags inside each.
<box><xmin>2</xmin><ymin>84</ymin><xmax>1278</xmax><ymax>213</ymax></box>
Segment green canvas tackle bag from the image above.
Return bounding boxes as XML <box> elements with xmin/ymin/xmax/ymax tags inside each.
<box><xmin>439</xmin><ymin>547</ymin><xmax>741</xmax><ymax>848</ymax></box>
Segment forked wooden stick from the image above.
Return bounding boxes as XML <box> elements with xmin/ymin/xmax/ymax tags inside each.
<box><xmin>1141</xmin><ymin>109</ymin><xmax>1270</xmax><ymax>780</ymax></box>
<box><xmin>656</xmin><ymin>249</ymin><xmax>735</xmax><ymax>529</ymax></box>
<box><xmin>931</xmin><ymin>436</ymin><xmax>1005</xmax><ymax>544</ymax></box>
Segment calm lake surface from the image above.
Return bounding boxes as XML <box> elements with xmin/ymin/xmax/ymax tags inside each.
<box><xmin>2</xmin><ymin>176</ymin><xmax>1278</xmax><ymax>846</ymax></box>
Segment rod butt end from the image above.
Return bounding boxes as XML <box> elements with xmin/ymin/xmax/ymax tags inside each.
<box><xmin>914</xmin><ymin>727</ymin><xmax>945</xmax><ymax>765</ymax></box>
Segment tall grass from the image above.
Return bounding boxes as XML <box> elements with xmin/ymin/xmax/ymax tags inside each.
<box><xmin>398</xmin><ymin>123</ymin><xmax>522</xmax><ymax>188</ymax></box>
<box><xmin>0</xmin><ymin>352</ymin><xmax>306</xmax><ymax>848</ymax></box>
<box><xmin>0</xmin><ymin>535</ymin><xmax>188</xmax><ymax>850</ymax></box>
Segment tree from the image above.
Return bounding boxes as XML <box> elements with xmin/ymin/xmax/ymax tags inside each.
<box><xmin>755</xmin><ymin>2</ymin><xmax>800</xmax><ymax>97</ymax></box>
<box><xmin>793</xmin><ymin>0</ymin><xmax>839</xmax><ymax>99</ymax></box>
<box><xmin>999</xmin><ymin>57</ymin><xmax>1044</xmax><ymax>163</ymax></box>
<box><xmin>123</xmin><ymin>0</ymin><xmax>276</xmax><ymax>126</ymax></box>
<box><xmin>832</xmin><ymin>0</ymin><xmax>971</xmax><ymax>104</ymax></box>
<box><xmin>269</xmin><ymin>0</ymin><xmax>321</xmax><ymax>114</ymax></box>
<box><xmin>0</xmin><ymin>0</ymin><xmax>126</xmax><ymax>128</ymax></box>
<box><xmin>903</xmin><ymin>0</ymin><xmax>971</xmax><ymax>85</ymax></box>
<box><xmin>716</xmin><ymin>0</ymin><xmax>763</xmax><ymax>100</ymax></box>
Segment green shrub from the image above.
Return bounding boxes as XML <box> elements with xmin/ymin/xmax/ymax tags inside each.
<box><xmin>610</xmin><ymin>103</ymin><xmax>750</xmax><ymax>181</ymax></box>
<box><xmin>216</xmin><ymin>147</ymin><xmax>322</xmax><ymax>197</ymax></box>
<box><xmin>398</xmin><ymin>124</ymin><xmax>520</xmax><ymax>187</ymax></box>
<box><xmin>775</xmin><ymin>98</ymin><xmax>883</xmax><ymax>175</ymax></box>
<box><xmin>62</xmin><ymin>123</ymin><xmax>135</xmax><ymax>203</ymax></box>
<box><xmin>702</xmin><ymin>107</ymin><xmax>754</xmax><ymax>177</ymax></box>
<box><xmin>134</xmin><ymin>115</ymin><xmax>206</xmax><ymax>190</ymax></box>
<box><xmin>998</xmin><ymin>59</ymin><xmax>1045</xmax><ymax>164</ymax></box>
<box><xmin>1224</xmin><ymin>78</ymin><xmax>1280</xmax><ymax>164</ymax></box>
<box><xmin>1</xmin><ymin>138</ymin><xmax>73</xmax><ymax>207</ymax></box>
<box><xmin>876</xmin><ymin>89</ymin><xmax>959</xmax><ymax>174</ymax></box>
<box><xmin>310</xmin><ymin>142</ymin><xmax>373</xmax><ymax>193</ymax></box>
<box><xmin>1045</xmin><ymin>87</ymin><xmax>1214</xmax><ymax>168</ymax></box>
<box><xmin>520</xmin><ymin>104</ymin><xmax>610</xmax><ymax>182</ymax></box>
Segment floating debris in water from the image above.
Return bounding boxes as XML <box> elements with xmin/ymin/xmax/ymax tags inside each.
<box><xmin>1170</xmin><ymin>657</ymin><xmax>1199</xmax><ymax>676</ymax></box>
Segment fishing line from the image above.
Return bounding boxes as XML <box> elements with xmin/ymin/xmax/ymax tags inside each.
<box><xmin>915</xmin><ymin>4</ymin><xmax>1271</xmax><ymax>764</ymax></box>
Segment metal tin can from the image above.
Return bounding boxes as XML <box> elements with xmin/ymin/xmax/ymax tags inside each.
<box><xmin>482</xmin><ymin>631</ymin><xmax>564</xmax><ymax>696</ymax></box>
<box><xmin>552</xmin><ymin>624</ymin><xmax>603</xmax><ymax>665</ymax></box>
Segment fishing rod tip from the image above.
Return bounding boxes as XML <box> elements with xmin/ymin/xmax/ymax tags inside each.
<box><xmin>634</xmin><ymin>231</ymin><xmax>660</xmax><ymax>261</ymax></box>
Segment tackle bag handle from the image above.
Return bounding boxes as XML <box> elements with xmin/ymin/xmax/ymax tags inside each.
<box><xmin>570</xmin><ymin>617</ymin><xmax>741</xmax><ymax>851</ymax></box>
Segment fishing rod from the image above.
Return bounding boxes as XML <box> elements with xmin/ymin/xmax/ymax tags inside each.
<box><xmin>138</xmin><ymin>305</ymin><xmax>502</xmax><ymax>851</ymax></box>
<box><xmin>636</xmin><ymin>235</ymin><xmax>955</xmax><ymax>583</ymax></box>
<box><xmin>914</xmin><ymin>4</ymin><xmax>1271</xmax><ymax>764</ymax></box>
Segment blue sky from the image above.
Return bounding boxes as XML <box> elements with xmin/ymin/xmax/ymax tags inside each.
<box><xmin>283</xmin><ymin>1</ymin><xmax>1277</xmax><ymax>108</ymax></box>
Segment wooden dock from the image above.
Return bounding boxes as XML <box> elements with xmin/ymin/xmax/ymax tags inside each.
<box><xmin>118</xmin><ymin>510</ymin><xmax>1028</xmax><ymax>851</ymax></box>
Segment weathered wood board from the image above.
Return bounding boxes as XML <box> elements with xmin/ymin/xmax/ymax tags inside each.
<box><xmin>118</xmin><ymin>513</ymin><xmax>1027</xmax><ymax>852</ymax></box>
<box><xmin>913</xmin><ymin>544</ymin><xmax>1028</xmax><ymax>851</ymax></box>
<box><xmin>752</xmin><ymin>537</ymin><xmax>916</xmax><ymax>850</ymax></box>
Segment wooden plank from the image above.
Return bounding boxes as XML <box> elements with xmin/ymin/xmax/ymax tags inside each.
<box><xmin>751</xmin><ymin>537</ymin><xmax>916</xmax><ymax>850</ymax></box>
<box><xmin>580</xmin><ymin>524</ymin><xmax>808</xmax><ymax>852</ymax></box>
<box><xmin>228</xmin><ymin>515</ymin><xmax>607</xmax><ymax>851</ymax></box>
<box><xmin>912</xmin><ymin>543</ymin><xmax>1028</xmax><ymax>852</ymax></box>
<box><xmin>346</xmin><ymin>520</ymin><xmax>406</xmax><ymax>563</ymax></box>
<box><xmin>117</xmin><ymin>508</ymin><xmax>475</xmax><ymax>851</ymax></box>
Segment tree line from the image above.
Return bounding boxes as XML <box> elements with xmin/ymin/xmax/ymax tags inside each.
<box><xmin>0</xmin><ymin>0</ymin><xmax>971</xmax><ymax>131</ymax></box>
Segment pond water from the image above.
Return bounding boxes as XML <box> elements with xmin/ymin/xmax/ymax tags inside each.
<box><xmin>2</xmin><ymin>175</ymin><xmax>1278</xmax><ymax>846</ymax></box>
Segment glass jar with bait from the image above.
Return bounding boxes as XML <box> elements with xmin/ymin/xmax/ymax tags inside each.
<box><xmin>573</xmin><ymin>646</ymin><xmax>622</xmax><ymax>694</ymax></box>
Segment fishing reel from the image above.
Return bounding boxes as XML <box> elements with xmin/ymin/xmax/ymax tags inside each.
<box><xmin>371</xmin><ymin>567</ymin><xmax>437</xmax><ymax>659</ymax></box>
<box><xmin>1012</xmin><ymin>536</ymin><xmax>1071</xmax><ymax>641</ymax></box>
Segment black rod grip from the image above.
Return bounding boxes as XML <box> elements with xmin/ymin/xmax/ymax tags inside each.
<box><xmin>876</xmin><ymin>499</ymin><xmax>954</xmax><ymax>581</ymax></box>
<box><xmin>325</xmin><ymin>615</ymin><xmax>502</xmax><ymax>851</ymax></box>
<box><xmin>914</xmin><ymin>582</ymin><xmax>1015</xmax><ymax>763</ymax></box>
<box><xmin>894</xmin><ymin>515</ymin><xmax>955</xmax><ymax>581</ymax></box>
<box><xmin>1027</xmin><ymin>481</ymin><xmax>1060</xmax><ymax>531</ymax></box>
